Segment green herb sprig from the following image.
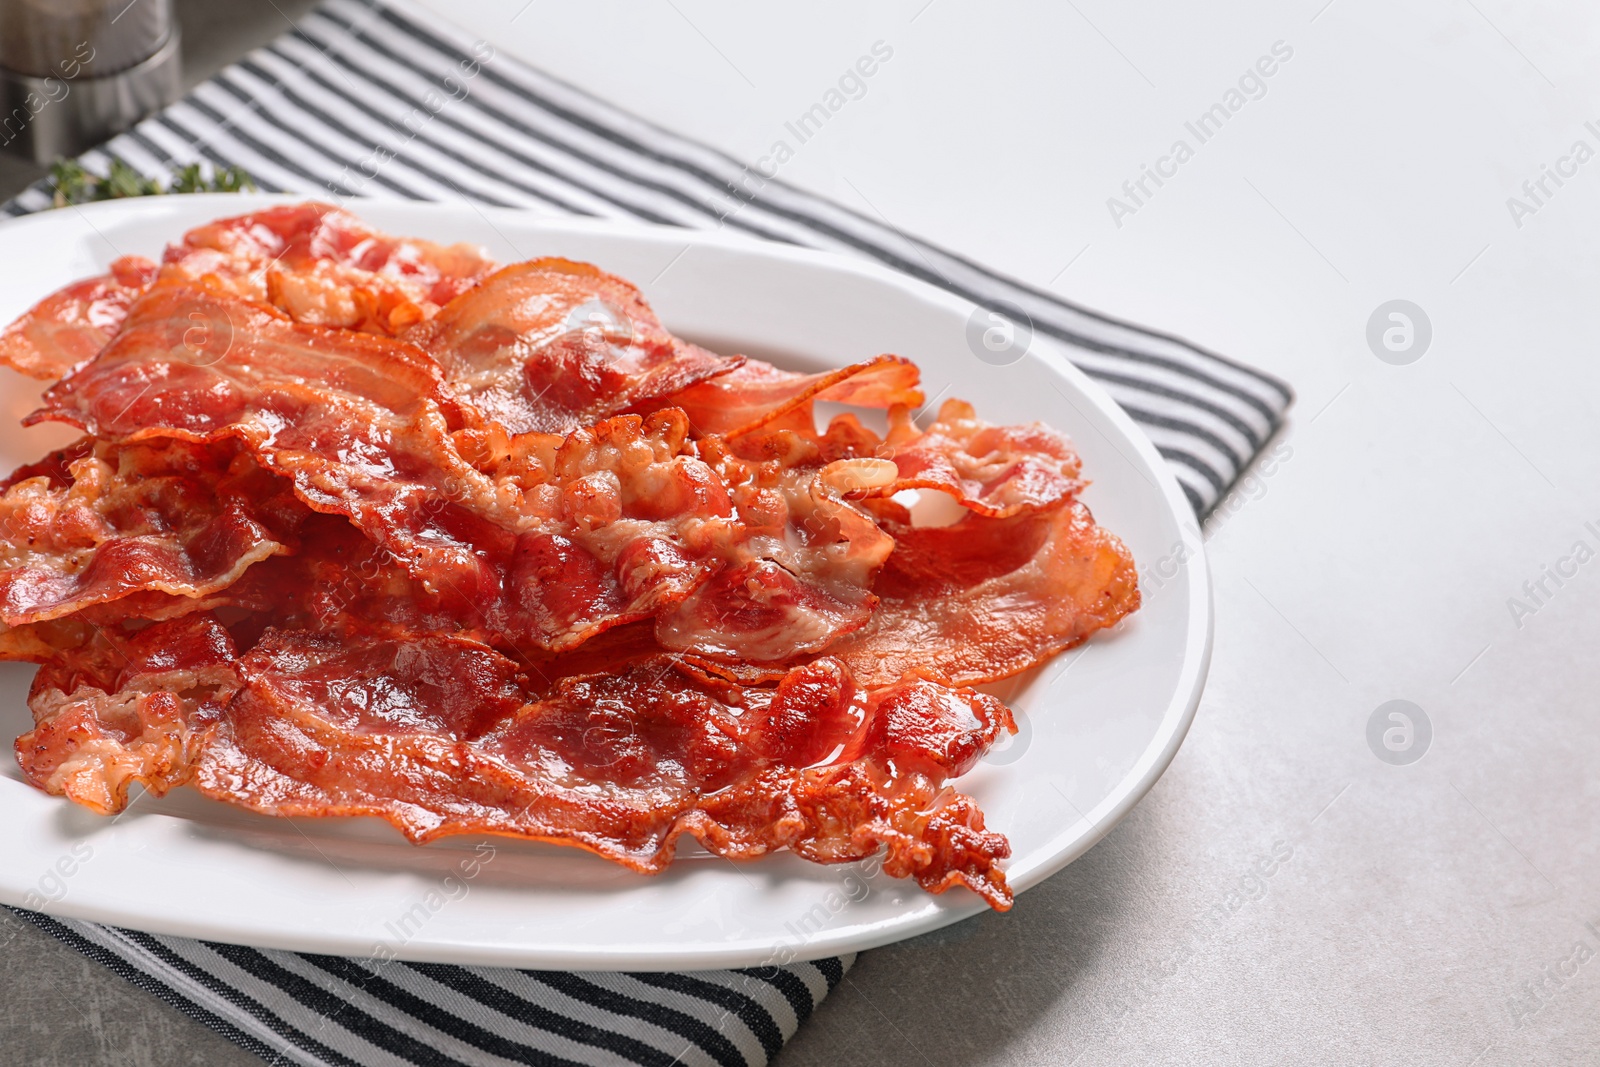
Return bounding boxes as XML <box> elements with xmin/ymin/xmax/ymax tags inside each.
<box><xmin>49</xmin><ymin>159</ymin><xmax>257</xmax><ymax>208</ymax></box>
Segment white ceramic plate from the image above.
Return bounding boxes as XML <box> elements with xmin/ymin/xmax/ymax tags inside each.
<box><xmin>0</xmin><ymin>194</ymin><xmax>1210</xmax><ymax>970</ymax></box>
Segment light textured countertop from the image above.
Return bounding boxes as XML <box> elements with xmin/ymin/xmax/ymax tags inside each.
<box><xmin>5</xmin><ymin>1</ymin><xmax>1600</xmax><ymax>1064</ymax></box>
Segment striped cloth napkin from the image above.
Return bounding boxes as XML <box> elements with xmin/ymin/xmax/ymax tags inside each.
<box><xmin>1</xmin><ymin>1</ymin><xmax>1293</xmax><ymax>1064</ymax></box>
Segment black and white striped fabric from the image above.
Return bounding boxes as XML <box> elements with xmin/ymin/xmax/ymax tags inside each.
<box><xmin>10</xmin><ymin>908</ymin><xmax>848</xmax><ymax>1067</ymax></box>
<box><xmin>2</xmin><ymin>0</ymin><xmax>1291</xmax><ymax>516</ymax></box>
<box><xmin>3</xmin><ymin>0</ymin><xmax>1291</xmax><ymax>1061</ymax></box>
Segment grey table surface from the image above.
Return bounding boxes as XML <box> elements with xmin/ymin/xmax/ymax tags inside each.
<box><xmin>5</xmin><ymin>1</ymin><xmax>1600</xmax><ymax>1065</ymax></box>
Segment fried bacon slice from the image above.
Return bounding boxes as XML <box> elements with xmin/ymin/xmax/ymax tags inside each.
<box><xmin>703</xmin><ymin>389</ymin><xmax>1083</xmax><ymax>519</ymax></box>
<box><xmin>869</xmin><ymin>398</ymin><xmax>1084</xmax><ymax>517</ymax></box>
<box><xmin>192</xmin><ymin>630</ymin><xmax>1016</xmax><ymax>907</ymax></box>
<box><xmin>134</xmin><ymin>513</ymin><xmax>473</xmax><ymax>649</ymax></box>
<box><xmin>33</xmin><ymin>286</ymin><xmax>897</xmax><ymax>657</ymax></box>
<box><xmin>652</xmin><ymin>445</ymin><xmax>898</xmax><ymax>661</ymax></box>
<box><xmin>665</xmin><ymin>397</ymin><xmax>1124</xmax><ymax>680</ymax></box>
<box><xmin>509</xmin><ymin>412</ymin><xmax>896</xmax><ymax>657</ymax></box>
<box><xmin>834</xmin><ymin>500</ymin><xmax>1140</xmax><ymax>687</ymax></box>
<box><xmin>16</xmin><ymin>613</ymin><xmax>241</xmax><ymax>814</ymax></box>
<box><xmin>0</xmin><ymin>437</ymin><xmax>302</xmax><ymax>628</ymax></box>
<box><xmin>29</xmin><ymin>279</ymin><xmax>512</xmax><ymax>606</ymax></box>
<box><xmin>652</xmin><ymin>354</ymin><xmax>923</xmax><ymax>437</ymax></box>
<box><xmin>168</xmin><ymin>201</ymin><xmax>495</xmax><ymax>334</ymax></box>
<box><xmin>0</xmin><ymin>256</ymin><xmax>159</xmax><ymax>381</ymax></box>
<box><xmin>0</xmin><ymin>203</ymin><xmax>495</xmax><ymax>382</ymax></box>
<box><xmin>404</xmin><ymin>257</ymin><xmax>740</xmax><ymax>435</ymax></box>
<box><xmin>679</xmin><ymin>498</ymin><xmax>1139</xmax><ymax>690</ymax></box>
<box><xmin>34</xmin><ymin>279</ymin><xmax>451</xmax><ymax>434</ymax></box>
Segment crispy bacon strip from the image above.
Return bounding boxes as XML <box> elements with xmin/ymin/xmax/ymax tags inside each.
<box><xmin>717</xmin><ymin>395</ymin><xmax>1084</xmax><ymax>518</ymax></box>
<box><xmin>121</xmin><ymin>512</ymin><xmax>472</xmax><ymax>647</ymax></box>
<box><xmin>834</xmin><ymin>500</ymin><xmax>1140</xmax><ymax>687</ymax></box>
<box><xmin>654</xmin><ymin>355</ymin><xmax>923</xmax><ymax>437</ymax></box>
<box><xmin>193</xmin><ymin>631</ymin><xmax>1016</xmax><ymax>907</ymax></box>
<box><xmin>662</xmin><ymin>396</ymin><xmax>1103</xmax><ymax>671</ymax></box>
<box><xmin>168</xmin><ymin>201</ymin><xmax>496</xmax><ymax>334</ymax></box>
<box><xmin>0</xmin><ymin>203</ymin><xmax>495</xmax><ymax>383</ymax></box>
<box><xmin>28</xmin><ymin>279</ymin><xmax>509</xmax><ymax>602</ymax></box>
<box><xmin>405</xmin><ymin>257</ymin><xmax>741</xmax><ymax>435</ymax></box>
<box><xmin>677</xmin><ymin>497</ymin><xmax>1138</xmax><ymax>690</ymax></box>
<box><xmin>871</xmin><ymin>398</ymin><xmax>1084</xmax><ymax>517</ymax></box>
<box><xmin>35</xmin><ymin>280</ymin><xmax>450</xmax><ymax>430</ymax></box>
<box><xmin>33</xmin><ymin>285</ymin><xmax>896</xmax><ymax>657</ymax></box>
<box><xmin>0</xmin><ymin>256</ymin><xmax>159</xmax><ymax>381</ymax></box>
<box><xmin>477</xmin><ymin>413</ymin><xmax>894</xmax><ymax>658</ymax></box>
<box><xmin>15</xmin><ymin>613</ymin><xmax>242</xmax><ymax>814</ymax></box>
<box><xmin>653</xmin><ymin>445</ymin><xmax>898</xmax><ymax>661</ymax></box>
<box><xmin>0</xmin><ymin>437</ymin><xmax>301</xmax><ymax>627</ymax></box>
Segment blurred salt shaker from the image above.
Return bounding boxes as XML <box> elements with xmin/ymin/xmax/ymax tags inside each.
<box><xmin>0</xmin><ymin>0</ymin><xmax>180</xmax><ymax>161</ymax></box>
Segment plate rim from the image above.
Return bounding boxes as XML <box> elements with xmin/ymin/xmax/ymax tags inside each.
<box><xmin>0</xmin><ymin>193</ymin><xmax>1213</xmax><ymax>969</ymax></box>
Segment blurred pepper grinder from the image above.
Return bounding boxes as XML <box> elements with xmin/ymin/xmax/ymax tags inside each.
<box><xmin>0</xmin><ymin>0</ymin><xmax>180</xmax><ymax>162</ymax></box>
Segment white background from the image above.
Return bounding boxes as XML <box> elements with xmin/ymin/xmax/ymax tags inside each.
<box><xmin>397</xmin><ymin>1</ymin><xmax>1600</xmax><ymax>1063</ymax></box>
